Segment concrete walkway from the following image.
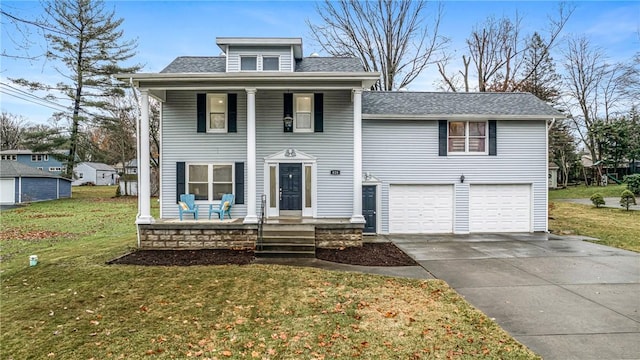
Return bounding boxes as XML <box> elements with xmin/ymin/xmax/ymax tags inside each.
<box><xmin>388</xmin><ymin>233</ymin><xmax>640</xmax><ymax>360</ymax></box>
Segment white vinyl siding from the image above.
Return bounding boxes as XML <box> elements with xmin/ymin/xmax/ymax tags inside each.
<box><xmin>363</xmin><ymin>119</ymin><xmax>547</xmax><ymax>233</ymax></box>
<box><xmin>160</xmin><ymin>90</ymin><xmax>353</xmax><ymax>219</ymax></box>
<box><xmin>389</xmin><ymin>185</ymin><xmax>453</xmax><ymax>233</ymax></box>
<box><xmin>469</xmin><ymin>184</ymin><xmax>531</xmax><ymax>232</ymax></box>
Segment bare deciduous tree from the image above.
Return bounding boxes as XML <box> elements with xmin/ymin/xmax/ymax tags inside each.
<box><xmin>437</xmin><ymin>3</ymin><xmax>573</xmax><ymax>92</ymax></box>
<box><xmin>0</xmin><ymin>111</ymin><xmax>29</xmax><ymax>150</ymax></box>
<box><xmin>308</xmin><ymin>0</ymin><xmax>447</xmax><ymax>90</ymax></box>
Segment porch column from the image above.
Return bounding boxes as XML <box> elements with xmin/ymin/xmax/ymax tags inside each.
<box><xmin>244</xmin><ymin>88</ymin><xmax>258</xmax><ymax>224</ymax></box>
<box><xmin>136</xmin><ymin>89</ymin><xmax>154</xmax><ymax>224</ymax></box>
<box><xmin>351</xmin><ymin>89</ymin><xmax>365</xmax><ymax>223</ymax></box>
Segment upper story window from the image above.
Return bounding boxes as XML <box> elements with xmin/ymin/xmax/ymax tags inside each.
<box><xmin>240</xmin><ymin>55</ymin><xmax>280</xmax><ymax>71</ymax></box>
<box><xmin>240</xmin><ymin>56</ymin><xmax>257</xmax><ymax>71</ymax></box>
<box><xmin>262</xmin><ymin>56</ymin><xmax>279</xmax><ymax>71</ymax></box>
<box><xmin>1</xmin><ymin>155</ymin><xmax>17</xmax><ymax>161</ymax></box>
<box><xmin>294</xmin><ymin>94</ymin><xmax>313</xmax><ymax>132</ymax></box>
<box><xmin>207</xmin><ymin>94</ymin><xmax>227</xmax><ymax>132</ymax></box>
<box><xmin>448</xmin><ymin>121</ymin><xmax>487</xmax><ymax>154</ymax></box>
<box><xmin>31</xmin><ymin>154</ymin><xmax>49</xmax><ymax>161</ymax></box>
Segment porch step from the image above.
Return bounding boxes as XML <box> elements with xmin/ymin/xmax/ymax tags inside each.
<box><xmin>256</xmin><ymin>224</ymin><xmax>316</xmax><ymax>258</ymax></box>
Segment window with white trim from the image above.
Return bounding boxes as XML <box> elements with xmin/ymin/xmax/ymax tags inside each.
<box><xmin>187</xmin><ymin>163</ymin><xmax>234</xmax><ymax>201</ymax></box>
<box><xmin>207</xmin><ymin>94</ymin><xmax>227</xmax><ymax>132</ymax></box>
<box><xmin>1</xmin><ymin>155</ymin><xmax>17</xmax><ymax>161</ymax></box>
<box><xmin>49</xmin><ymin>167</ymin><xmax>62</xmax><ymax>172</ymax></box>
<box><xmin>31</xmin><ymin>154</ymin><xmax>49</xmax><ymax>161</ymax></box>
<box><xmin>448</xmin><ymin>121</ymin><xmax>487</xmax><ymax>153</ymax></box>
<box><xmin>240</xmin><ymin>56</ymin><xmax>257</xmax><ymax>71</ymax></box>
<box><xmin>294</xmin><ymin>94</ymin><xmax>313</xmax><ymax>132</ymax></box>
<box><xmin>262</xmin><ymin>56</ymin><xmax>279</xmax><ymax>71</ymax></box>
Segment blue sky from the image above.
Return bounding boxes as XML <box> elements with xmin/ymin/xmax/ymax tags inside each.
<box><xmin>1</xmin><ymin>0</ymin><xmax>638</xmax><ymax>124</ymax></box>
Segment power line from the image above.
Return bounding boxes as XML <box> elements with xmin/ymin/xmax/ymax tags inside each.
<box><xmin>0</xmin><ymin>82</ymin><xmax>70</xmax><ymax>112</ymax></box>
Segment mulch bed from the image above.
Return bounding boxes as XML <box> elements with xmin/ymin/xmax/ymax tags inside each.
<box><xmin>108</xmin><ymin>243</ymin><xmax>417</xmax><ymax>267</ymax></box>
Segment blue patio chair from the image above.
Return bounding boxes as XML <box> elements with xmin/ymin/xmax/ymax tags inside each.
<box><xmin>209</xmin><ymin>193</ymin><xmax>235</xmax><ymax>220</ymax></box>
<box><xmin>178</xmin><ymin>194</ymin><xmax>199</xmax><ymax>220</ymax></box>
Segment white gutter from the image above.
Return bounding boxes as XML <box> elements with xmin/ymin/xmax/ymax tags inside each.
<box><xmin>363</xmin><ymin>114</ymin><xmax>560</xmax><ymax>121</ymax></box>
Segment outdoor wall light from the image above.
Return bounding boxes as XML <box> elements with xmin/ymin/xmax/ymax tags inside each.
<box><xmin>460</xmin><ymin>174</ymin><xmax>465</xmax><ymax>183</ymax></box>
<box><xmin>283</xmin><ymin>115</ymin><xmax>293</xmax><ymax>132</ymax></box>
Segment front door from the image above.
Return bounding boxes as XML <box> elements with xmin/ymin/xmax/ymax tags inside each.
<box><xmin>362</xmin><ymin>185</ymin><xmax>376</xmax><ymax>233</ymax></box>
<box><xmin>279</xmin><ymin>163</ymin><xmax>302</xmax><ymax>212</ymax></box>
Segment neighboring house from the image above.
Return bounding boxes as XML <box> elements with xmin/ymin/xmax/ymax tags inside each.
<box><xmin>548</xmin><ymin>163</ymin><xmax>559</xmax><ymax>189</ymax></box>
<box><xmin>72</xmin><ymin>162</ymin><xmax>118</xmax><ymax>186</ymax></box>
<box><xmin>0</xmin><ymin>149</ymin><xmax>67</xmax><ymax>175</ymax></box>
<box><xmin>114</xmin><ymin>159</ymin><xmax>138</xmax><ymax>175</ymax></box>
<box><xmin>116</xmin><ymin>36</ymin><xmax>562</xmax><ymax>250</ymax></box>
<box><xmin>0</xmin><ymin>160</ymin><xmax>72</xmax><ymax>205</ymax></box>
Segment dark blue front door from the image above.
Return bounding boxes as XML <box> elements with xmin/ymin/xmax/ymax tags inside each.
<box><xmin>280</xmin><ymin>163</ymin><xmax>302</xmax><ymax>210</ymax></box>
<box><xmin>362</xmin><ymin>185</ymin><xmax>376</xmax><ymax>233</ymax></box>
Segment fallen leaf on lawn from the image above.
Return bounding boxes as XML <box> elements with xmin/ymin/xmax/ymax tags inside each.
<box><xmin>86</xmin><ymin>309</ymin><xmax>94</xmax><ymax>314</ymax></box>
<box><xmin>251</xmin><ymin>350</ymin><xmax>260</xmax><ymax>358</ymax></box>
<box><xmin>90</xmin><ymin>320</ymin><xmax>100</xmax><ymax>325</ymax></box>
<box><xmin>221</xmin><ymin>350</ymin><xmax>232</xmax><ymax>357</ymax></box>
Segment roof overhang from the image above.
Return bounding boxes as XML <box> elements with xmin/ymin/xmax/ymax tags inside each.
<box><xmin>115</xmin><ymin>71</ymin><xmax>380</xmax><ymax>92</ymax></box>
<box><xmin>216</xmin><ymin>37</ymin><xmax>303</xmax><ymax>59</ymax></box>
<box><xmin>362</xmin><ymin>114</ymin><xmax>561</xmax><ymax>121</ymax></box>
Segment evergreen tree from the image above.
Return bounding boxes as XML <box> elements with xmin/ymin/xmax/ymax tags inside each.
<box><xmin>518</xmin><ymin>32</ymin><xmax>561</xmax><ymax>103</ymax></box>
<box><xmin>9</xmin><ymin>0</ymin><xmax>140</xmax><ymax>178</ymax></box>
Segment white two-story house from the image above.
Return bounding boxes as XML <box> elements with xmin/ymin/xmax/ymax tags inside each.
<box><xmin>117</xmin><ymin>37</ymin><xmax>561</xmax><ymax>252</ymax></box>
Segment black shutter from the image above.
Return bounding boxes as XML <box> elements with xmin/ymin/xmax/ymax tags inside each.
<box><xmin>235</xmin><ymin>162</ymin><xmax>244</xmax><ymax>204</ymax></box>
<box><xmin>176</xmin><ymin>162</ymin><xmax>185</xmax><ymax>203</ymax></box>
<box><xmin>228</xmin><ymin>93</ymin><xmax>237</xmax><ymax>133</ymax></box>
<box><xmin>314</xmin><ymin>93</ymin><xmax>323</xmax><ymax>132</ymax></box>
<box><xmin>197</xmin><ymin>94</ymin><xmax>206</xmax><ymax>133</ymax></box>
<box><xmin>489</xmin><ymin>120</ymin><xmax>497</xmax><ymax>156</ymax></box>
<box><xmin>438</xmin><ymin>120</ymin><xmax>448</xmax><ymax>156</ymax></box>
<box><xmin>283</xmin><ymin>93</ymin><xmax>293</xmax><ymax>132</ymax></box>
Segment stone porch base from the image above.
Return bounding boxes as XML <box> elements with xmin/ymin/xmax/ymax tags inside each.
<box><xmin>138</xmin><ymin>219</ymin><xmax>363</xmax><ymax>250</ymax></box>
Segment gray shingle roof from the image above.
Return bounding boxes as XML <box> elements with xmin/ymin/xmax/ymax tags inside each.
<box><xmin>160</xmin><ymin>57</ymin><xmax>226</xmax><ymax>73</ymax></box>
<box><xmin>81</xmin><ymin>162</ymin><xmax>116</xmax><ymax>171</ymax></box>
<box><xmin>0</xmin><ymin>160</ymin><xmax>66</xmax><ymax>179</ymax></box>
<box><xmin>160</xmin><ymin>56</ymin><xmax>364</xmax><ymax>73</ymax></box>
<box><xmin>362</xmin><ymin>92</ymin><xmax>563</xmax><ymax>117</ymax></box>
<box><xmin>295</xmin><ymin>57</ymin><xmax>364</xmax><ymax>72</ymax></box>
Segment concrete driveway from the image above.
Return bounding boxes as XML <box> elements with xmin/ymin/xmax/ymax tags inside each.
<box><xmin>388</xmin><ymin>233</ymin><xmax>640</xmax><ymax>360</ymax></box>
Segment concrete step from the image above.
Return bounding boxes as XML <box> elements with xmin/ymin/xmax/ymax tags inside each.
<box><xmin>262</xmin><ymin>224</ymin><xmax>315</xmax><ymax>232</ymax></box>
<box><xmin>260</xmin><ymin>235</ymin><xmax>315</xmax><ymax>244</ymax></box>
<box><xmin>254</xmin><ymin>249</ymin><xmax>316</xmax><ymax>258</ymax></box>
<box><xmin>261</xmin><ymin>230</ymin><xmax>316</xmax><ymax>238</ymax></box>
<box><xmin>257</xmin><ymin>243</ymin><xmax>315</xmax><ymax>253</ymax></box>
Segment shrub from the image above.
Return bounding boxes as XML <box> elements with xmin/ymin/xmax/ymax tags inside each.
<box><xmin>624</xmin><ymin>174</ymin><xmax>640</xmax><ymax>195</ymax></box>
<box><xmin>620</xmin><ymin>190</ymin><xmax>636</xmax><ymax>211</ymax></box>
<box><xmin>115</xmin><ymin>185</ymin><xmax>122</xmax><ymax>198</ymax></box>
<box><xmin>590</xmin><ymin>193</ymin><xmax>605</xmax><ymax>208</ymax></box>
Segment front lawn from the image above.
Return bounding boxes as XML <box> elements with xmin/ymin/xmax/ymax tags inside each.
<box><xmin>549</xmin><ymin>202</ymin><xmax>640</xmax><ymax>252</ymax></box>
<box><xmin>0</xmin><ymin>187</ymin><xmax>538</xmax><ymax>359</ymax></box>
<box><xmin>549</xmin><ymin>184</ymin><xmax>628</xmax><ymax>200</ymax></box>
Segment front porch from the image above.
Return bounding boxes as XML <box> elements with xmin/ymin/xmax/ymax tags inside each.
<box><xmin>137</xmin><ymin>218</ymin><xmax>363</xmax><ymax>250</ymax></box>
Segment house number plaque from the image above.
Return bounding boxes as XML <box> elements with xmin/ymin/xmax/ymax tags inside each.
<box><xmin>330</xmin><ymin>170</ymin><xmax>340</xmax><ymax>175</ymax></box>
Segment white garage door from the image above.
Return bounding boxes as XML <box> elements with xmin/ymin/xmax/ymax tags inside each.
<box><xmin>389</xmin><ymin>185</ymin><xmax>453</xmax><ymax>233</ymax></box>
<box><xmin>0</xmin><ymin>178</ymin><xmax>15</xmax><ymax>205</ymax></box>
<box><xmin>470</xmin><ymin>184</ymin><xmax>531</xmax><ymax>232</ymax></box>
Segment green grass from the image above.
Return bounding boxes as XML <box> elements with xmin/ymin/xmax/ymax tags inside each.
<box><xmin>550</xmin><ymin>202</ymin><xmax>640</xmax><ymax>252</ymax></box>
<box><xmin>549</xmin><ymin>184</ymin><xmax>628</xmax><ymax>200</ymax></box>
<box><xmin>1</xmin><ymin>187</ymin><xmax>538</xmax><ymax>359</ymax></box>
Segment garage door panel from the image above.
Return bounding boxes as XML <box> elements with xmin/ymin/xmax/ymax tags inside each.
<box><xmin>470</xmin><ymin>184</ymin><xmax>531</xmax><ymax>233</ymax></box>
<box><xmin>390</xmin><ymin>185</ymin><xmax>453</xmax><ymax>234</ymax></box>
<box><xmin>0</xmin><ymin>178</ymin><xmax>15</xmax><ymax>205</ymax></box>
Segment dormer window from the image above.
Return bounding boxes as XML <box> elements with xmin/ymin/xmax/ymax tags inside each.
<box><xmin>240</xmin><ymin>56</ymin><xmax>257</xmax><ymax>71</ymax></box>
<box><xmin>263</xmin><ymin>56</ymin><xmax>279</xmax><ymax>71</ymax></box>
<box><xmin>239</xmin><ymin>55</ymin><xmax>280</xmax><ymax>71</ymax></box>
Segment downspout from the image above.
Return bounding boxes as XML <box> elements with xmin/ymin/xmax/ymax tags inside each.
<box><xmin>131</xmin><ymin>77</ymin><xmax>142</xmax><ymax>248</ymax></box>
